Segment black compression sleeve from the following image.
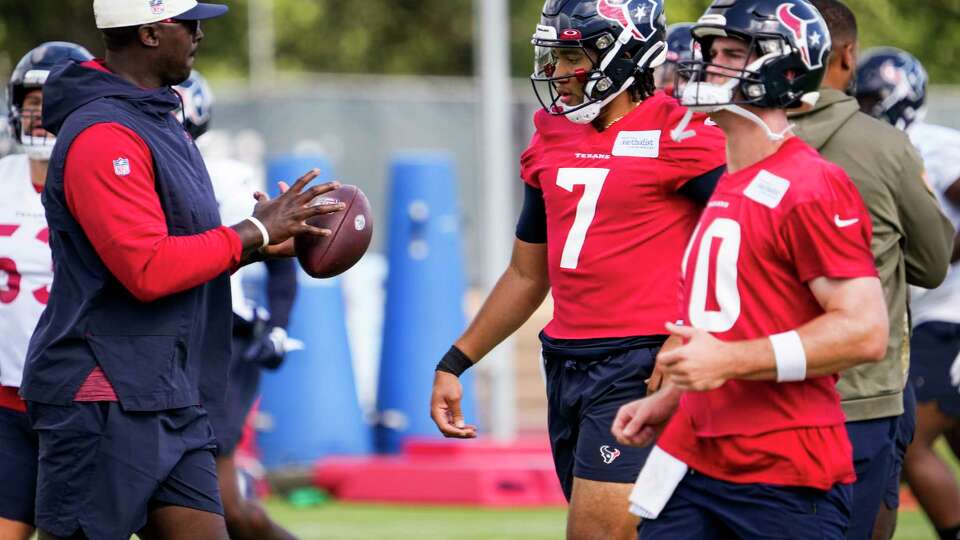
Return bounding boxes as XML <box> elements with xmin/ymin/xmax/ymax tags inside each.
<box><xmin>515</xmin><ymin>182</ymin><xmax>548</xmax><ymax>243</ymax></box>
<box><xmin>678</xmin><ymin>165</ymin><xmax>725</xmax><ymax>206</ymax></box>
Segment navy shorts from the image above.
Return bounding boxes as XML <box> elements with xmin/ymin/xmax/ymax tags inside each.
<box><xmin>639</xmin><ymin>470</ymin><xmax>852</xmax><ymax>540</ymax></box>
<box><xmin>0</xmin><ymin>406</ymin><xmax>38</xmax><ymax>525</ymax></box>
<box><xmin>544</xmin><ymin>345</ymin><xmax>656</xmax><ymax>500</ymax></box>
<box><xmin>845</xmin><ymin>415</ymin><xmax>897</xmax><ymax>539</ymax></box>
<box><xmin>207</xmin><ymin>335</ymin><xmax>262</xmax><ymax>455</ymax></box>
<box><xmin>28</xmin><ymin>401</ymin><xmax>223</xmax><ymax>540</ymax></box>
<box><xmin>910</xmin><ymin>321</ymin><xmax>960</xmax><ymax>417</ymax></box>
<box><xmin>884</xmin><ymin>380</ymin><xmax>917</xmax><ymax>510</ymax></box>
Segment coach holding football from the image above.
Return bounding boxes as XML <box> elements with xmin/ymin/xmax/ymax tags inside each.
<box><xmin>20</xmin><ymin>1</ymin><xmax>343</xmax><ymax>539</ymax></box>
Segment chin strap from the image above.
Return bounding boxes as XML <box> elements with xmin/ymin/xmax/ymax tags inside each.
<box><xmin>674</xmin><ymin>95</ymin><xmax>794</xmax><ymax>142</ymax></box>
<box><xmin>564</xmin><ymin>75</ymin><xmax>636</xmax><ymax>124</ymax></box>
<box><xmin>674</xmin><ymin>54</ymin><xmax>795</xmax><ymax>141</ymax></box>
<box><xmin>22</xmin><ymin>143</ymin><xmax>54</xmax><ymax>161</ymax></box>
<box><xmin>675</xmin><ymin>67</ymin><xmax>794</xmax><ymax>141</ymax></box>
<box><xmin>20</xmin><ymin>132</ymin><xmax>55</xmax><ymax>160</ymax></box>
<box><xmin>726</xmin><ymin>104</ymin><xmax>794</xmax><ymax>141</ymax></box>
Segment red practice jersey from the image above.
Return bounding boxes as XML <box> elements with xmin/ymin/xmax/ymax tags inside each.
<box><xmin>658</xmin><ymin>136</ymin><xmax>878</xmax><ymax>490</ymax></box>
<box><xmin>520</xmin><ymin>92</ymin><xmax>726</xmax><ymax>339</ymax></box>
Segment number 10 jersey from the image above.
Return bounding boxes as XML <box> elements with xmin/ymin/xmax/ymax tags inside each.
<box><xmin>660</xmin><ymin>137</ymin><xmax>877</xmax><ymax>489</ymax></box>
<box><xmin>520</xmin><ymin>92</ymin><xmax>726</xmax><ymax>339</ymax></box>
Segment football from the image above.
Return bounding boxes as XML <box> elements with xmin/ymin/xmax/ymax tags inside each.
<box><xmin>295</xmin><ymin>184</ymin><xmax>373</xmax><ymax>278</ymax></box>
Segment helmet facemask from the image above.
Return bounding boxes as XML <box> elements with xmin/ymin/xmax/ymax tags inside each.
<box><xmin>11</xmin><ymin>73</ymin><xmax>56</xmax><ymax>161</ymax></box>
<box><xmin>531</xmin><ymin>24</ymin><xmax>666</xmax><ymax>125</ymax></box>
<box><xmin>676</xmin><ymin>32</ymin><xmax>808</xmax><ymax>141</ymax></box>
<box><xmin>862</xmin><ymin>79</ymin><xmax>926</xmax><ymax>130</ymax></box>
<box><xmin>17</xmin><ymin>114</ymin><xmax>55</xmax><ymax>161</ymax></box>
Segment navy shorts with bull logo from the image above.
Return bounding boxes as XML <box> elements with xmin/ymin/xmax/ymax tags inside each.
<box><xmin>542</xmin><ymin>335</ymin><xmax>661</xmax><ymax>500</ymax></box>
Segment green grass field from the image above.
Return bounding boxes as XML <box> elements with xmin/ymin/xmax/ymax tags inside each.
<box><xmin>263</xmin><ymin>441</ymin><xmax>960</xmax><ymax>540</ymax></box>
<box><xmin>262</xmin><ymin>499</ymin><xmax>940</xmax><ymax>539</ymax></box>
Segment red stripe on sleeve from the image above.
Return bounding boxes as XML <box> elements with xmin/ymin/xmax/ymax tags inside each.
<box><xmin>64</xmin><ymin>123</ymin><xmax>242</xmax><ymax>302</ymax></box>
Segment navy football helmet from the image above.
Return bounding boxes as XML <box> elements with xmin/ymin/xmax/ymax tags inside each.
<box><xmin>680</xmin><ymin>0</ymin><xmax>831</xmax><ymax>111</ymax></box>
<box><xmin>655</xmin><ymin>22</ymin><xmax>695</xmax><ymax>95</ymax></box>
<box><xmin>855</xmin><ymin>47</ymin><xmax>927</xmax><ymax>130</ymax></box>
<box><xmin>8</xmin><ymin>41</ymin><xmax>93</xmax><ymax>160</ymax></box>
<box><xmin>530</xmin><ymin>0</ymin><xmax>668</xmax><ymax>124</ymax></box>
<box><xmin>172</xmin><ymin>70</ymin><xmax>214</xmax><ymax>139</ymax></box>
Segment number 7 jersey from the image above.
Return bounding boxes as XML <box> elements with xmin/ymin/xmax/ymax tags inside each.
<box><xmin>0</xmin><ymin>154</ymin><xmax>52</xmax><ymax>388</ymax></box>
<box><xmin>520</xmin><ymin>92</ymin><xmax>726</xmax><ymax>339</ymax></box>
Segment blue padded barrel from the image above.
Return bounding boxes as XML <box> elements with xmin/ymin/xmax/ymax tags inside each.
<box><xmin>257</xmin><ymin>273</ymin><xmax>372</xmax><ymax>467</ymax></box>
<box><xmin>256</xmin><ymin>153</ymin><xmax>370</xmax><ymax>467</ymax></box>
<box><xmin>376</xmin><ymin>153</ymin><xmax>474</xmax><ymax>453</ymax></box>
<box><xmin>265</xmin><ymin>154</ymin><xmax>333</xmax><ymax>198</ymax></box>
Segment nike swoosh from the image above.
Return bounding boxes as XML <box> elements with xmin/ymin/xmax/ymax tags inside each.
<box><xmin>834</xmin><ymin>215</ymin><xmax>860</xmax><ymax>228</ymax></box>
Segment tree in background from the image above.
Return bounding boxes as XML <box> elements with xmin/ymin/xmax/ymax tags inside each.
<box><xmin>0</xmin><ymin>0</ymin><xmax>958</xmax><ymax>84</ymax></box>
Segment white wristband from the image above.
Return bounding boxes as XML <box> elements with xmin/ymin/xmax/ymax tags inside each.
<box><xmin>770</xmin><ymin>330</ymin><xmax>806</xmax><ymax>382</ymax></box>
<box><xmin>245</xmin><ymin>216</ymin><xmax>270</xmax><ymax>249</ymax></box>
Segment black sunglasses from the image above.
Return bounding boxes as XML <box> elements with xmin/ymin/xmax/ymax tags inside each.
<box><xmin>157</xmin><ymin>18</ymin><xmax>200</xmax><ymax>34</ymax></box>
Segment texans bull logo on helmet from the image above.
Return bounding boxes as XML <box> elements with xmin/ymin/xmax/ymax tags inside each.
<box><xmin>776</xmin><ymin>2</ymin><xmax>829</xmax><ymax>70</ymax></box>
<box><xmin>597</xmin><ymin>0</ymin><xmax>661</xmax><ymax>42</ymax></box>
<box><xmin>879</xmin><ymin>59</ymin><xmax>922</xmax><ymax>102</ymax></box>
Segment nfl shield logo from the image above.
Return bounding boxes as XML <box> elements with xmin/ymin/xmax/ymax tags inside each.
<box><xmin>113</xmin><ymin>157</ymin><xmax>131</xmax><ymax>177</ymax></box>
<box><xmin>150</xmin><ymin>0</ymin><xmax>165</xmax><ymax>15</ymax></box>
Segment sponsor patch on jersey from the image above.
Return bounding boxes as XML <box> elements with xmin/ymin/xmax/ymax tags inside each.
<box><xmin>612</xmin><ymin>130</ymin><xmax>661</xmax><ymax>158</ymax></box>
<box><xmin>744</xmin><ymin>170</ymin><xmax>790</xmax><ymax>209</ymax></box>
<box><xmin>112</xmin><ymin>157</ymin><xmax>131</xmax><ymax>177</ymax></box>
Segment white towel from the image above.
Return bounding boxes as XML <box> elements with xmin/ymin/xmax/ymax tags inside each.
<box><xmin>628</xmin><ymin>445</ymin><xmax>689</xmax><ymax>519</ymax></box>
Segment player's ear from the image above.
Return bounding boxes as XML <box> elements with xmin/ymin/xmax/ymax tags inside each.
<box><xmin>839</xmin><ymin>42</ymin><xmax>856</xmax><ymax>73</ymax></box>
<box><xmin>138</xmin><ymin>24</ymin><xmax>161</xmax><ymax>48</ymax></box>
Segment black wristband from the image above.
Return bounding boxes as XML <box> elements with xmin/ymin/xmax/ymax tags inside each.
<box><xmin>436</xmin><ymin>345</ymin><xmax>474</xmax><ymax>377</ymax></box>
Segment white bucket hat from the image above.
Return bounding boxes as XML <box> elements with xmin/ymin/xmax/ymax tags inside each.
<box><xmin>94</xmin><ymin>0</ymin><xmax>228</xmax><ymax>30</ymax></box>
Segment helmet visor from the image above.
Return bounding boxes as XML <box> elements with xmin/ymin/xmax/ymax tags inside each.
<box><xmin>530</xmin><ymin>40</ymin><xmax>604</xmax><ymax>116</ymax></box>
